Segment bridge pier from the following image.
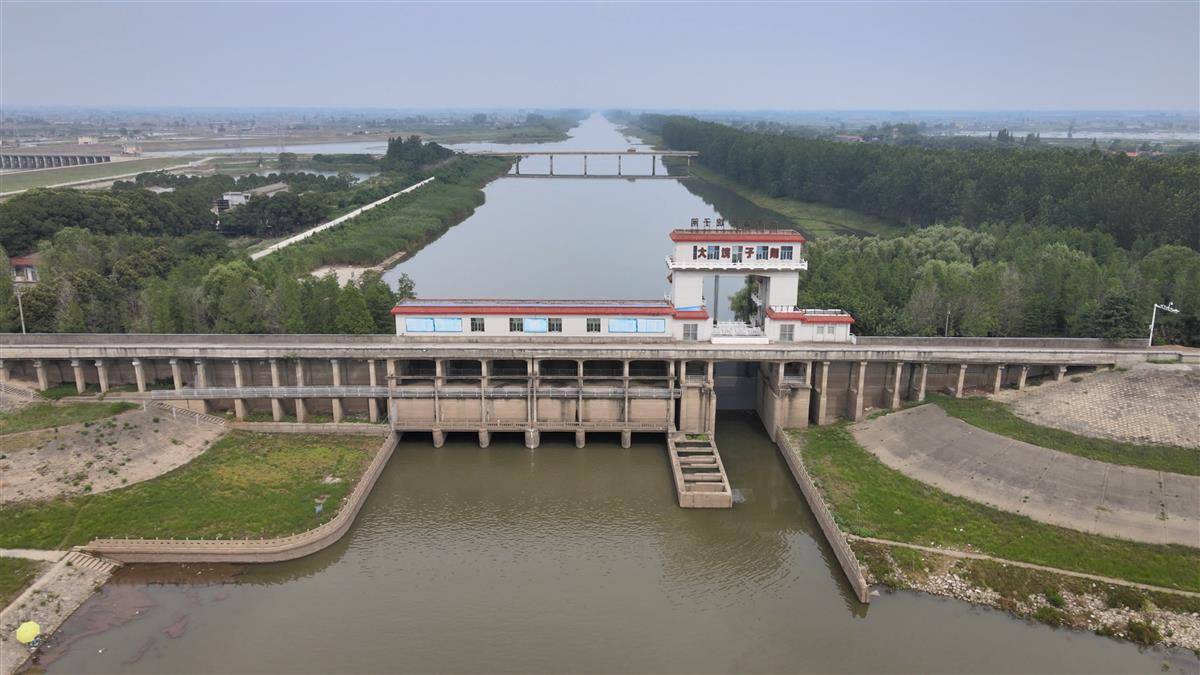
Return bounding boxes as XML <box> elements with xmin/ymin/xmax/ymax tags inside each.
<box><xmin>71</xmin><ymin>359</ymin><xmax>86</xmax><ymax>394</ymax></box>
<box><xmin>525</xmin><ymin>428</ymin><xmax>540</xmax><ymax>449</ymax></box>
<box><xmin>575</xmin><ymin>430</ymin><xmax>586</xmax><ymax>448</ymax></box>
<box><xmin>621</xmin><ymin>429</ymin><xmax>632</xmax><ymax>448</ymax></box>
<box><xmin>194</xmin><ymin>359</ymin><xmax>210</xmax><ymax>413</ymax></box>
<box><xmin>94</xmin><ymin>359</ymin><xmax>109</xmax><ymax>394</ymax></box>
<box><xmin>886</xmin><ymin>361</ymin><xmax>903</xmax><ymax>409</ymax></box>
<box><xmin>479</xmin><ymin>430</ymin><xmax>491</xmax><ymax>448</ymax></box>
<box><xmin>432</xmin><ymin>429</ymin><xmax>445</xmax><ymax>448</ymax></box>
<box><xmin>294</xmin><ymin>361</ymin><xmax>308</xmax><ymax>422</ymax></box>
<box><xmin>846</xmin><ymin>360</ymin><xmax>867</xmax><ymax>420</ymax></box>
<box><xmin>812</xmin><ymin>360</ymin><xmax>830</xmax><ymax>425</ymax></box>
<box><xmin>232</xmin><ymin>360</ymin><xmax>247</xmax><ymax>421</ymax></box>
<box><xmin>1017</xmin><ymin>365</ymin><xmax>1030</xmax><ymax>390</ymax></box>
<box><xmin>954</xmin><ymin>363</ymin><xmax>968</xmax><ymax>398</ymax></box>
<box><xmin>269</xmin><ymin>359</ymin><xmax>285</xmax><ymax>421</ymax></box>
<box><xmin>330</xmin><ymin>359</ymin><xmax>344</xmax><ymax>423</ymax></box>
<box><xmin>34</xmin><ymin>359</ymin><xmax>49</xmax><ymax>391</ymax></box>
<box><xmin>132</xmin><ymin>359</ymin><xmax>147</xmax><ymax>393</ymax></box>
<box><xmin>367</xmin><ymin>359</ymin><xmax>380</xmax><ymax>423</ymax></box>
<box><xmin>990</xmin><ymin>365</ymin><xmax>1005</xmax><ymax>395</ymax></box>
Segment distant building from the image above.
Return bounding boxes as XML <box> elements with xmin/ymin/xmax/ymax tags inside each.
<box><xmin>77</xmin><ymin>136</ymin><xmax>99</xmax><ymax>145</ymax></box>
<box><xmin>145</xmin><ymin>186</ymin><xmax>175</xmax><ymax>194</ymax></box>
<box><xmin>9</xmin><ymin>253</ymin><xmax>41</xmax><ymax>285</ymax></box>
<box><xmin>216</xmin><ymin>182</ymin><xmax>289</xmax><ymax>212</ymax></box>
<box><xmin>834</xmin><ymin>134</ymin><xmax>865</xmax><ymax>143</ymax></box>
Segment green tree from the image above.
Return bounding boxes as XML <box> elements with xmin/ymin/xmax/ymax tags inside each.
<box><xmin>335</xmin><ymin>284</ymin><xmax>374</xmax><ymax>334</ymax></box>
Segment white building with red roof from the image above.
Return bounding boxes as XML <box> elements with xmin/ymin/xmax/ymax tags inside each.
<box><xmin>392</xmin><ymin>226</ymin><xmax>853</xmax><ymax>343</ymax></box>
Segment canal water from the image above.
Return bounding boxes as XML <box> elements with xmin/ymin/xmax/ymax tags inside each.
<box><xmin>41</xmin><ymin>115</ymin><xmax>1195</xmax><ymax>673</ymax></box>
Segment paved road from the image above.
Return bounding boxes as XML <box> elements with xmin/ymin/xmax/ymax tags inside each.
<box><xmin>853</xmin><ymin>405</ymin><xmax>1200</xmax><ymax>546</ymax></box>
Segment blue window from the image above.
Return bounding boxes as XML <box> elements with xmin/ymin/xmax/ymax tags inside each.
<box><xmin>524</xmin><ymin>317</ymin><xmax>549</xmax><ymax>333</ymax></box>
<box><xmin>637</xmin><ymin>318</ymin><xmax>667</xmax><ymax>333</ymax></box>
<box><xmin>432</xmin><ymin>318</ymin><xmax>462</xmax><ymax>332</ymax></box>
<box><xmin>609</xmin><ymin>318</ymin><xmax>638</xmax><ymax>333</ymax></box>
<box><xmin>757</xmin><ymin>245</ymin><xmax>769</xmax><ymax>259</ymax></box>
<box><xmin>707</xmin><ymin>245</ymin><xmax>720</xmax><ymax>259</ymax></box>
<box><xmin>405</xmin><ymin>318</ymin><xmax>435</xmax><ymax>332</ymax></box>
<box><xmin>780</xmin><ymin>245</ymin><xmax>793</xmax><ymax>260</ymax></box>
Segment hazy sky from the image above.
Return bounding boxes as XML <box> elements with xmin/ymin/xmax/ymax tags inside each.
<box><xmin>3</xmin><ymin>1</ymin><xmax>1197</xmax><ymax>110</ymax></box>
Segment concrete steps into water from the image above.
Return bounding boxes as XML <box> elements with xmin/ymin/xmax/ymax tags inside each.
<box><xmin>666</xmin><ymin>433</ymin><xmax>733</xmax><ymax>508</ymax></box>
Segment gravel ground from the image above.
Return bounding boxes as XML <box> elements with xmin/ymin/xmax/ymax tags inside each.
<box><xmin>995</xmin><ymin>363</ymin><xmax>1200</xmax><ymax>448</ymax></box>
<box><xmin>0</xmin><ymin>408</ymin><xmax>226</xmax><ymax>504</ymax></box>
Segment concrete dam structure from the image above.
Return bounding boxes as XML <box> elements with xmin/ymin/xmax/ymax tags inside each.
<box><xmin>0</xmin><ymin>334</ymin><xmax>1161</xmax><ymax>445</ymax></box>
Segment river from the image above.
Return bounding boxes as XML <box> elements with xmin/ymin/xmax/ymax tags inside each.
<box><xmin>40</xmin><ymin>115</ymin><xmax>1194</xmax><ymax>673</ymax></box>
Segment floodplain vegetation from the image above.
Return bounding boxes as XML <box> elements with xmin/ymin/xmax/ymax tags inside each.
<box><xmin>0</xmin><ymin>402</ymin><xmax>137</xmax><ymax>436</ymax></box>
<box><xmin>790</xmin><ymin>424</ymin><xmax>1200</xmax><ymax>593</ymax></box>
<box><xmin>0</xmin><ymin>557</ymin><xmax>43</xmax><ymax>608</ymax></box>
<box><xmin>928</xmin><ymin>394</ymin><xmax>1199</xmax><ymax>475</ymax></box>
<box><xmin>0</xmin><ymin>431</ymin><xmax>379</xmax><ymax>550</ymax></box>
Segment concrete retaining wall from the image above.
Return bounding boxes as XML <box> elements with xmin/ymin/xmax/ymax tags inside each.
<box><xmin>774</xmin><ymin>430</ymin><xmax>871</xmax><ymax>604</ymax></box>
<box><xmin>229</xmin><ymin>421</ymin><xmax>388</xmax><ymax>435</ymax></box>
<box><xmin>81</xmin><ymin>432</ymin><xmax>397</xmax><ymax>563</ymax></box>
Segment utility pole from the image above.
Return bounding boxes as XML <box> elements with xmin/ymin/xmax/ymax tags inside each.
<box><xmin>1148</xmin><ymin>302</ymin><xmax>1179</xmax><ymax>347</ymax></box>
<box><xmin>14</xmin><ymin>283</ymin><xmax>26</xmax><ymax>334</ymax></box>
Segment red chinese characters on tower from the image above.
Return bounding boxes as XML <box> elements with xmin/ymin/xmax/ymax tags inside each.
<box><xmin>721</xmin><ymin>247</ymin><xmax>731</xmax><ymax>259</ymax></box>
<box><xmin>744</xmin><ymin>246</ymin><xmax>755</xmax><ymax>260</ymax></box>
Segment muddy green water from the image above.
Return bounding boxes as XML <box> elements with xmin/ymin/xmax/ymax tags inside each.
<box><xmin>40</xmin><ymin>116</ymin><xmax>1197</xmax><ymax>673</ymax></box>
<box><xmin>44</xmin><ymin>415</ymin><xmax>1192</xmax><ymax>673</ymax></box>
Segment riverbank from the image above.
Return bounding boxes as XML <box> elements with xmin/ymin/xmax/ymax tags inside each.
<box><xmin>852</xmin><ymin>539</ymin><xmax>1200</xmax><ymax>651</ymax></box>
<box><xmin>0</xmin><ymin>432</ymin><xmax>380</xmax><ymax>549</ymax></box>
<box><xmin>789</xmin><ymin>424</ymin><xmax>1200</xmax><ymax>592</ymax></box>
<box><xmin>619</xmin><ymin>122</ymin><xmax>899</xmax><ymax>238</ymax></box>
<box><xmin>267</xmin><ymin>155</ymin><xmax>511</xmax><ymax>274</ymax></box>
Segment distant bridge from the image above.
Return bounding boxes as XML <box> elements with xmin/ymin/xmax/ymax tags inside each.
<box><xmin>463</xmin><ymin>149</ymin><xmax>698</xmax><ymax>178</ymax></box>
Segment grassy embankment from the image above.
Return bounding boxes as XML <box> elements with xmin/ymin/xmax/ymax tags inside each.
<box><xmin>791</xmin><ymin>424</ymin><xmax>1200</xmax><ymax>592</ymax></box>
<box><xmin>0</xmin><ymin>557</ymin><xmax>43</xmax><ymax>608</ymax></box>
<box><xmin>0</xmin><ymin>402</ymin><xmax>137</xmax><ymax>435</ymax></box>
<box><xmin>928</xmin><ymin>394</ymin><xmax>1199</xmax><ymax>476</ymax></box>
<box><xmin>0</xmin><ymin>157</ymin><xmax>198</xmax><ymax>193</ymax></box>
<box><xmin>268</xmin><ymin>155</ymin><xmax>511</xmax><ymax>272</ymax></box>
<box><xmin>620</xmin><ymin>122</ymin><xmax>897</xmax><ymax>238</ymax></box>
<box><xmin>0</xmin><ymin>431</ymin><xmax>380</xmax><ymax>550</ymax></box>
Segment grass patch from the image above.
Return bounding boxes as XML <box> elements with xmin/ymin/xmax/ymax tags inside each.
<box><xmin>39</xmin><ymin>383</ymin><xmax>93</xmax><ymax>400</ymax></box>
<box><xmin>793</xmin><ymin>424</ymin><xmax>1200</xmax><ymax>592</ymax></box>
<box><xmin>682</xmin><ymin>164</ymin><xmax>901</xmax><ymax>238</ymax></box>
<box><xmin>0</xmin><ymin>402</ymin><xmax>137</xmax><ymax>435</ymax></box>
<box><xmin>928</xmin><ymin>394</ymin><xmax>1199</xmax><ymax>475</ymax></box>
<box><xmin>0</xmin><ymin>557</ymin><xmax>43</xmax><ymax>608</ymax></box>
<box><xmin>0</xmin><ymin>431</ymin><xmax>380</xmax><ymax>549</ymax></box>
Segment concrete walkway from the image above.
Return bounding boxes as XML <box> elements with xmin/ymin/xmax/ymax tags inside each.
<box><xmin>0</xmin><ymin>552</ymin><xmax>121</xmax><ymax>675</ymax></box>
<box><xmin>0</xmin><ymin>549</ymin><xmax>66</xmax><ymax>562</ymax></box>
<box><xmin>852</xmin><ymin>405</ymin><xmax>1200</xmax><ymax>546</ymax></box>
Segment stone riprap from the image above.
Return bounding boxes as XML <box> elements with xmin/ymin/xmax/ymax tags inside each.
<box><xmin>995</xmin><ymin>363</ymin><xmax>1200</xmax><ymax>448</ymax></box>
<box><xmin>852</xmin><ymin>405</ymin><xmax>1200</xmax><ymax>546</ymax></box>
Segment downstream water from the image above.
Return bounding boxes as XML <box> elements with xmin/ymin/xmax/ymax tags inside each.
<box><xmin>41</xmin><ymin>415</ymin><xmax>1181</xmax><ymax>674</ymax></box>
<box><xmin>42</xmin><ymin>115</ymin><xmax>1194</xmax><ymax>673</ymax></box>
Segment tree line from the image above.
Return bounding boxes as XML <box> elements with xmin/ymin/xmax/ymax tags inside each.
<box><xmin>731</xmin><ymin>224</ymin><xmax>1199</xmax><ymax>346</ymax></box>
<box><xmin>647</xmin><ymin>115</ymin><xmax>1199</xmax><ymax>250</ymax></box>
<box><xmin>0</xmin><ymin>229</ymin><xmax>412</xmax><ymax>335</ymax></box>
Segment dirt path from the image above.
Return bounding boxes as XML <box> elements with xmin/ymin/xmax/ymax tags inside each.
<box><xmin>852</xmin><ymin>405</ymin><xmax>1200</xmax><ymax>546</ymax></box>
<box><xmin>0</xmin><ymin>408</ymin><xmax>225</xmax><ymax>504</ymax></box>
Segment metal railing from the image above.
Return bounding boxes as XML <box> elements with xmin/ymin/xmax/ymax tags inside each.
<box><xmin>152</xmin><ymin>385</ymin><xmax>679</xmax><ymax>400</ymax></box>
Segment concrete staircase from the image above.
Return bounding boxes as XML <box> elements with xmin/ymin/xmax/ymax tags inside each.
<box><xmin>666</xmin><ymin>433</ymin><xmax>733</xmax><ymax>508</ymax></box>
<box><xmin>63</xmin><ymin>550</ymin><xmax>122</xmax><ymax>574</ymax></box>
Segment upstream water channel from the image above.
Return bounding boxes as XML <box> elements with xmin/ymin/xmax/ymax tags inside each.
<box><xmin>41</xmin><ymin>115</ymin><xmax>1193</xmax><ymax>674</ymax></box>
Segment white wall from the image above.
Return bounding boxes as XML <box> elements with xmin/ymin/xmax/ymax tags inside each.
<box><xmin>395</xmin><ymin>314</ymin><xmax>676</xmax><ymax>338</ymax></box>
